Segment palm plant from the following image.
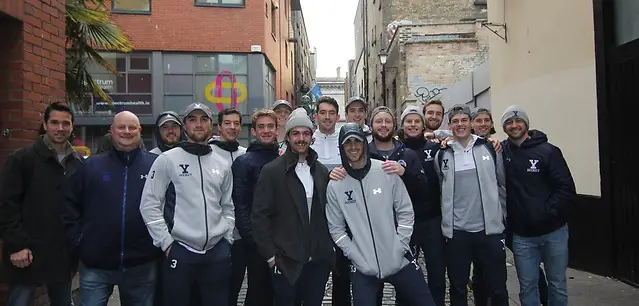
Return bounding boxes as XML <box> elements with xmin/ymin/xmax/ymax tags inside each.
<box><xmin>65</xmin><ymin>0</ymin><xmax>133</xmax><ymax>109</ymax></box>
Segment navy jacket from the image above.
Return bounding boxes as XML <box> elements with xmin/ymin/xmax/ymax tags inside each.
<box><xmin>231</xmin><ymin>141</ymin><xmax>279</xmax><ymax>244</ymax></box>
<box><xmin>401</xmin><ymin>137</ymin><xmax>442</xmax><ymax>220</ymax></box>
<box><xmin>62</xmin><ymin>148</ymin><xmax>161</xmax><ymax>270</ymax></box>
<box><xmin>502</xmin><ymin>130</ymin><xmax>576</xmax><ymax>237</ymax></box>
<box><xmin>368</xmin><ymin>140</ymin><xmax>429</xmax><ymax>222</ymax></box>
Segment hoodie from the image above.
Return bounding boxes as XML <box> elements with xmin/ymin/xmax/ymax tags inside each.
<box><xmin>149</xmin><ymin>111</ymin><xmax>186</xmax><ymax>155</ymax></box>
<box><xmin>502</xmin><ymin>130</ymin><xmax>575</xmax><ymax>237</ymax></box>
<box><xmin>326</xmin><ymin>123</ymin><xmax>415</xmax><ymax>279</ymax></box>
<box><xmin>311</xmin><ymin>129</ymin><xmax>341</xmax><ymax>170</ymax></box>
<box><xmin>401</xmin><ymin>136</ymin><xmax>443</xmax><ymax>220</ymax></box>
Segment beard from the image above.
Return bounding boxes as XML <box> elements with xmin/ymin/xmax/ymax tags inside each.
<box><xmin>188</xmin><ymin>131</ymin><xmax>210</xmax><ymax>143</ymax></box>
<box><xmin>372</xmin><ymin>131</ymin><xmax>393</xmax><ymax>142</ymax></box>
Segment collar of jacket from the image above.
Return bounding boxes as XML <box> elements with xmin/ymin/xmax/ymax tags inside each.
<box><xmin>283</xmin><ymin>146</ymin><xmax>319</xmax><ymax>171</ymax></box>
<box><xmin>368</xmin><ymin>139</ymin><xmax>404</xmax><ymax>160</ymax></box>
<box><xmin>210</xmin><ymin>139</ymin><xmax>240</xmax><ymax>152</ymax></box>
<box><xmin>110</xmin><ymin>147</ymin><xmax>142</xmax><ymax>166</ymax></box>
<box><xmin>178</xmin><ymin>142</ymin><xmax>212</xmax><ymax>156</ymax></box>
<box><xmin>37</xmin><ymin>135</ymin><xmax>81</xmax><ymax>161</ymax></box>
<box><xmin>444</xmin><ymin>135</ymin><xmax>487</xmax><ymax>152</ymax></box>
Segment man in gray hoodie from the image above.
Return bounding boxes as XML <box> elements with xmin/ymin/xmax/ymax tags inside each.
<box><xmin>149</xmin><ymin>111</ymin><xmax>186</xmax><ymax>155</ymax></box>
<box><xmin>326</xmin><ymin>123</ymin><xmax>436</xmax><ymax>306</ymax></box>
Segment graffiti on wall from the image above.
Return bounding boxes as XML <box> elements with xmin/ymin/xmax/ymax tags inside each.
<box><xmin>414</xmin><ymin>86</ymin><xmax>447</xmax><ymax>103</ymax></box>
<box><xmin>203</xmin><ymin>70</ymin><xmax>248</xmax><ymax>112</ymax></box>
<box><xmin>408</xmin><ymin>76</ymin><xmax>447</xmax><ymax>104</ymax></box>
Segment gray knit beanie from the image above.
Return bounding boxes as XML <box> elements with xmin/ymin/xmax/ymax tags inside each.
<box><xmin>500</xmin><ymin>105</ymin><xmax>530</xmax><ymax>128</ymax></box>
<box><xmin>400</xmin><ymin>105</ymin><xmax>425</xmax><ymax>126</ymax></box>
<box><xmin>370</xmin><ymin>106</ymin><xmax>396</xmax><ymax>126</ymax></box>
<box><xmin>284</xmin><ymin>108</ymin><xmax>314</xmax><ymax>135</ymax></box>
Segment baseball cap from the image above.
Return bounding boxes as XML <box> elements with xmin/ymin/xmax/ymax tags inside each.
<box><xmin>272</xmin><ymin>100</ymin><xmax>293</xmax><ymax>111</ymax></box>
<box><xmin>341</xmin><ymin>133</ymin><xmax>364</xmax><ymax>145</ymax></box>
<box><xmin>345</xmin><ymin>96</ymin><xmax>366</xmax><ymax>110</ymax></box>
<box><xmin>157</xmin><ymin>114</ymin><xmax>181</xmax><ymax>127</ymax></box>
<box><xmin>183</xmin><ymin>102</ymin><xmax>213</xmax><ymax>122</ymax></box>
<box><xmin>447</xmin><ymin>104</ymin><xmax>471</xmax><ymax>122</ymax></box>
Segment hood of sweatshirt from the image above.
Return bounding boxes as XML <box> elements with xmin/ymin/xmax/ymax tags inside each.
<box><xmin>338</xmin><ymin>123</ymin><xmax>371</xmax><ymax>180</ymax></box>
<box><xmin>153</xmin><ymin>111</ymin><xmax>187</xmax><ymax>153</ymax></box>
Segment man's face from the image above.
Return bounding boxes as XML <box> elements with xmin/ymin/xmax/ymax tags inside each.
<box><xmin>504</xmin><ymin>117</ymin><xmax>528</xmax><ymax>141</ymax></box>
<box><xmin>315</xmin><ymin>103</ymin><xmax>339</xmax><ymax>132</ymax></box>
<box><xmin>343</xmin><ymin>138</ymin><xmax>365</xmax><ymax>164</ymax></box>
<box><xmin>423</xmin><ymin>104</ymin><xmax>444</xmax><ymax>131</ymax></box>
<box><xmin>111</xmin><ymin>113</ymin><xmax>142</xmax><ymax>151</ymax></box>
<box><xmin>449</xmin><ymin>114</ymin><xmax>471</xmax><ymax>139</ymax></box>
<box><xmin>286</xmin><ymin>126</ymin><xmax>313</xmax><ymax>154</ymax></box>
<box><xmin>471</xmin><ymin>113</ymin><xmax>493</xmax><ymax>137</ymax></box>
<box><xmin>184</xmin><ymin>110</ymin><xmax>213</xmax><ymax>143</ymax></box>
<box><xmin>402</xmin><ymin>114</ymin><xmax>424</xmax><ymax>138</ymax></box>
<box><xmin>44</xmin><ymin>110</ymin><xmax>73</xmax><ymax>144</ymax></box>
<box><xmin>160</xmin><ymin>121</ymin><xmax>181</xmax><ymax>146</ymax></box>
<box><xmin>346</xmin><ymin>101</ymin><xmax>367</xmax><ymax>126</ymax></box>
<box><xmin>371</xmin><ymin>112</ymin><xmax>394</xmax><ymax>142</ymax></box>
<box><xmin>219</xmin><ymin>113</ymin><xmax>241</xmax><ymax>142</ymax></box>
<box><xmin>274</xmin><ymin>106</ymin><xmax>292</xmax><ymax>128</ymax></box>
<box><xmin>251</xmin><ymin>115</ymin><xmax>277</xmax><ymax>144</ymax></box>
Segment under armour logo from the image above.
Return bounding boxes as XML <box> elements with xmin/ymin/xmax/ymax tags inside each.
<box><xmin>140</xmin><ymin>174</ymin><xmax>147</xmax><ymax>179</ymax></box>
<box><xmin>482</xmin><ymin>155</ymin><xmax>490</xmax><ymax>161</ymax></box>
<box><xmin>212</xmin><ymin>169</ymin><xmax>220</xmax><ymax>175</ymax></box>
<box><xmin>373</xmin><ymin>188</ymin><xmax>382</xmax><ymax>195</ymax></box>
<box><xmin>528</xmin><ymin>159</ymin><xmax>540</xmax><ymax>173</ymax></box>
<box><xmin>424</xmin><ymin>150</ymin><xmax>432</xmax><ymax>159</ymax></box>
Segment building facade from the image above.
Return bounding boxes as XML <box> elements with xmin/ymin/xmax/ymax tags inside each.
<box><xmin>487</xmin><ymin>0</ymin><xmax>639</xmax><ymax>286</ymax></box>
<box><xmin>317</xmin><ymin>73</ymin><xmax>346</xmax><ymax>119</ymax></box>
<box><xmin>74</xmin><ymin>0</ymin><xmax>298</xmax><ymax>151</ymax></box>
<box><xmin>291</xmin><ymin>0</ymin><xmax>314</xmax><ymax>105</ymax></box>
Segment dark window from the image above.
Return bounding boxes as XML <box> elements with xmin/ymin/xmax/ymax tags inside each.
<box><xmin>474</xmin><ymin>0</ymin><xmax>487</xmax><ymax>5</ymax></box>
<box><xmin>271</xmin><ymin>2</ymin><xmax>277</xmax><ymax>36</ymax></box>
<box><xmin>112</xmin><ymin>0</ymin><xmax>151</xmax><ymax>13</ymax></box>
<box><xmin>195</xmin><ymin>0</ymin><xmax>245</xmax><ymax>7</ymax></box>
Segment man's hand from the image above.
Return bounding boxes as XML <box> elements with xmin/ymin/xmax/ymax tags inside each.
<box><xmin>440</xmin><ymin>137</ymin><xmax>454</xmax><ymax>148</ymax></box>
<box><xmin>382</xmin><ymin>160</ymin><xmax>405</xmax><ymax>176</ymax></box>
<box><xmin>424</xmin><ymin>131</ymin><xmax>435</xmax><ymax>139</ymax></box>
<box><xmin>488</xmin><ymin>137</ymin><xmax>503</xmax><ymax>153</ymax></box>
<box><xmin>329</xmin><ymin>167</ymin><xmax>347</xmax><ymax>181</ymax></box>
<box><xmin>164</xmin><ymin>245</ymin><xmax>172</xmax><ymax>258</ymax></box>
<box><xmin>10</xmin><ymin>249</ymin><xmax>33</xmax><ymax>268</ymax></box>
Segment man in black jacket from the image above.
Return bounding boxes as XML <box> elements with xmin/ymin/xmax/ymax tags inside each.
<box><xmin>501</xmin><ymin>105</ymin><xmax>575</xmax><ymax>306</ymax></box>
<box><xmin>232</xmin><ymin>109</ymin><xmax>280</xmax><ymax>306</ymax></box>
<box><xmin>0</xmin><ymin>102</ymin><xmax>83</xmax><ymax>306</ymax></box>
<box><xmin>251</xmin><ymin>108</ymin><xmax>334</xmax><ymax>306</ymax></box>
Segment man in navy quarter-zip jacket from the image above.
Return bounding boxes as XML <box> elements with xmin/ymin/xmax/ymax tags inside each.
<box><xmin>62</xmin><ymin>111</ymin><xmax>161</xmax><ymax>306</ymax></box>
<box><xmin>140</xmin><ymin>102</ymin><xmax>235</xmax><ymax>306</ymax></box>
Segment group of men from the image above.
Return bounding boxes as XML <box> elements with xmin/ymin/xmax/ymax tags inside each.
<box><xmin>0</xmin><ymin>95</ymin><xmax>575</xmax><ymax>306</ymax></box>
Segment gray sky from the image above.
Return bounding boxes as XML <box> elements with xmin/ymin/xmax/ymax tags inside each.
<box><xmin>301</xmin><ymin>0</ymin><xmax>358</xmax><ymax>78</ymax></box>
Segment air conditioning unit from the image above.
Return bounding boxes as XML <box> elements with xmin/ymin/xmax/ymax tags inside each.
<box><xmin>251</xmin><ymin>45</ymin><xmax>262</xmax><ymax>53</ymax></box>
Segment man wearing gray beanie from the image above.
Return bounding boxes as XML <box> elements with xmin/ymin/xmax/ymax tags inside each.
<box><xmin>252</xmin><ymin>107</ymin><xmax>334</xmax><ymax>306</ymax></box>
<box><xmin>501</xmin><ymin>105</ymin><xmax>575</xmax><ymax>306</ymax></box>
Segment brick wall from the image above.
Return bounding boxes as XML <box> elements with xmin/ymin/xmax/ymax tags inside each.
<box><xmin>0</xmin><ymin>0</ymin><xmax>67</xmax><ymax>305</ymax></box>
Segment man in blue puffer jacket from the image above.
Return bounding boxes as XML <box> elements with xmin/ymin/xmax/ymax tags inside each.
<box><xmin>62</xmin><ymin>111</ymin><xmax>161</xmax><ymax>306</ymax></box>
<box><xmin>231</xmin><ymin>109</ymin><xmax>280</xmax><ymax>306</ymax></box>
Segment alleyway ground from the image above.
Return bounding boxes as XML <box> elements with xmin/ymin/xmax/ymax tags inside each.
<box><xmin>94</xmin><ymin>251</ymin><xmax>639</xmax><ymax>306</ymax></box>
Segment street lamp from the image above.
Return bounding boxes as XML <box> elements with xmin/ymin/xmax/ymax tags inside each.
<box><xmin>378</xmin><ymin>51</ymin><xmax>389</xmax><ymax>106</ymax></box>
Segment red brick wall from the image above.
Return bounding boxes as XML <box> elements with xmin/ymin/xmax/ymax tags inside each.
<box><xmin>0</xmin><ymin>0</ymin><xmax>67</xmax><ymax>304</ymax></box>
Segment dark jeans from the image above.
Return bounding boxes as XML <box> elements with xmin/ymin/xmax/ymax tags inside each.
<box><xmin>446</xmin><ymin>230</ymin><xmax>508</xmax><ymax>306</ymax></box>
<box><xmin>163</xmin><ymin>240</ymin><xmax>232</xmax><ymax>306</ymax></box>
<box><xmin>271</xmin><ymin>261</ymin><xmax>330</xmax><ymax>306</ymax></box>
<box><xmin>6</xmin><ymin>282</ymin><xmax>72</xmax><ymax>306</ymax></box>
<box><xmin>229</xmin><ymin>239</ymin><xmax>247</xmax><ymax>306</ymax></box>
<box><xmin>331</xmin><ymin>248</ymin><xmax>351</xmax><ymax>306</ymax></box>
<box><xmin>352</xmin><ymin>263</ymin><xmax>436</xmax><ymax>306</ymax></box>
<box><xmin>79</xmin><ymin>260</ymin><xmax>157</xmax><ymax>306</ymax></box>
<box><xmin>244</xmin><ymin>242</ymin><xmax>274</xmax><ymax>306</ymax></box>
<box><xmin>472</xmin><ymin>230</ymin><xmax>548</xmax><ymax>306</ymax></box>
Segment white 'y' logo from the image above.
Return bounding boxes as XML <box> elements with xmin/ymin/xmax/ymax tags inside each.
<box><xmin>528</xmin><ymin>160</ymin><xmax>540</xmax><ymax>173</ymax></box>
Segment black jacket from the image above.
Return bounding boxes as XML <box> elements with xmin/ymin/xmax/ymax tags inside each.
<box><xmin>231</xmin><ymin>141</ymin><xmax>279</xmax><ymax>244</ymax></box>
<box><xmin>62</xmin><ymin>148</ymin><xmax>161</xmax><ymax>270</ymax></box>
<box><xmin>0</xmin><ymin>137</ymin><xmax>83</xmax><ymax>285</ymax></box>
<box><xmin>251</xmin><ymin>147</ymin><xmax>334</xmax><ymax>285</ymax></box>
<box><xmin>401</xmin><ymin>137</ymin><xmax>442</xmax><ymax>220</ymax></box>
<box><xmin>368</xmin><ymin>140</ymin><xmax>430</xmax><ymax>222</ymax></box>
<box><xmin>502</xmin><ymin>130</ymin><xmax>576</xmax><ymax>237</ymax></box>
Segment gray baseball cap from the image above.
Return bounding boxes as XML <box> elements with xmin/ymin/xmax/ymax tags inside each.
<box><xmin>345</xmin><ymin>96</ymin><xmax>366</xmax><ymax>110</ymax></box>
<box><xmin>272</xmin><ymin>100</ymin><xmax>293</xmax><ymax>111</ymax></box>
<box><xmin>183</xmin><ymin>102</ymin><xmax>213</xmax><ymax>122</ymax></box>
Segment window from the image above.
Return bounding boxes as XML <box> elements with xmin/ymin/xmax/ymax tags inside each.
<box><xmin>615</xmin><ymin>0</ymin><xmax>639</xmax><ymax>45</ymax></box>
<box><xmin>265</xmin><ymin>66</ymin><xmax>276</xmax><ymax>107</ymax></box>
<box><xmin>285</xmin><ymin>43</ymin><xmax>289</xmax><ymax>67</ymax></box>
<box><xmin>112</xmin><ymin>0</ymin><xmax>151</xmax><ymax>13</ymax></box>
<box><xmin>195</xmin><ymin>0</ymin><xmax>245</xmax><ymax>7</ymax></box>
<box><xmin>271</xmin><ymin>2</ymin><xmax>277</xmax><ymax>36</ymax></box>
<box><xmin>163</xmin><ymin>54</ymin><xmax>249</xmax><ymax>115</ymax></box>
<box><xmin>86</xmin><ymin>53</ymin><xmax>153</xmax><ymax>115</ymax></box>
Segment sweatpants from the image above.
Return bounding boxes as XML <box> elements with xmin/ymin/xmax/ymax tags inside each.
<box><xmin>352</xmin><ymin>263</ymin><xmax>436</xmax><ymax>306</ymax></box>
<box><xmin>229</xmin><ymin>239</ymin><xmax>247</xmax><ymax>306</ymax></box>
<box><xmin>244</xmin><ymin>242</ymin><xmax>274</xmax><ymax>306</ymax></box>
<box><xmin>271</xmin><ymin>261</ymin><xmax>330</xmax><ymax>306</ymax></box>
<box><xmin>331</xmin><ymin>248</ymin><xmax>352</xmax><ymax>306</ymax></box>
<box><xmin>163</xmin><ymin>239</ymin><xmax>232</xmax><ymax>306</ymax></box>
<box><xmin>446</xmin><ymin>230</ymin><xmax>508</xmax><ymax>306</ymax></box>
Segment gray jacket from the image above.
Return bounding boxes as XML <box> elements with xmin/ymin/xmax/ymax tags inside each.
<box><xmin>326</xmin><ymin>159</ymin><xmax>414</xmax><ymax>278</ymax></box>
<box><xmin>434</xmin><ymin>136</ymin><xmax>506</xmax><ymax>239</ymax></box>
<box><xmin>211</xmin><ymin>143</ymin><xmax>246</xmax><ymax>240</ymax></box>
<box><xmin>140</xmin><ymin>147</ymin><xmax>235</xmax><ymax>252</ymax></box>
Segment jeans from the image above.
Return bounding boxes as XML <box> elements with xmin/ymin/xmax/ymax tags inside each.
<box><xmin>6</xmin><ymin>282</ymin><xmax>72</xmax><ymax>306</ymax></box>
<box><xmin>79</xmin><ymin>260</ymin><xmax>157</xmax><ymax>306</ymax></box>
<box><xmin>513</xmin><ymin>225</ymin><xmax>569</xmax><ymax>306</ymax></box>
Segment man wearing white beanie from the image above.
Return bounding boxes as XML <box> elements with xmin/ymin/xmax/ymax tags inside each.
<box><xmin>500</xmin><ymin>105</ymin><xmax>575</xmax><ymax>306</ymax></box>
<box><xmin>252</xmin><ymin>108</ymin><xmax>334</xmax><ymax>306</ymax></box>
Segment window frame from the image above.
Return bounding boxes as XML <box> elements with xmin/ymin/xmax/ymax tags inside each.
<box><xmin>111</xmin><ymin>0</ymin><xmax>152</xmax><ymax>14</ymax></box>
<box><xmin>194</xmin><ymin>0</ymin><xmax>246</xmax><ymax>8</ymax></box>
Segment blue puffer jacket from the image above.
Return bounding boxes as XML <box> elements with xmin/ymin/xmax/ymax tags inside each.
<box><xmin>62</xmin><ymin>148</ymin><xmax>161</xmax><ymax>270</ymax></box>
<box><xmin>231</xmin><ymin>141</ymin><xmax>279</xmax><ymax>244</ymax></box>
